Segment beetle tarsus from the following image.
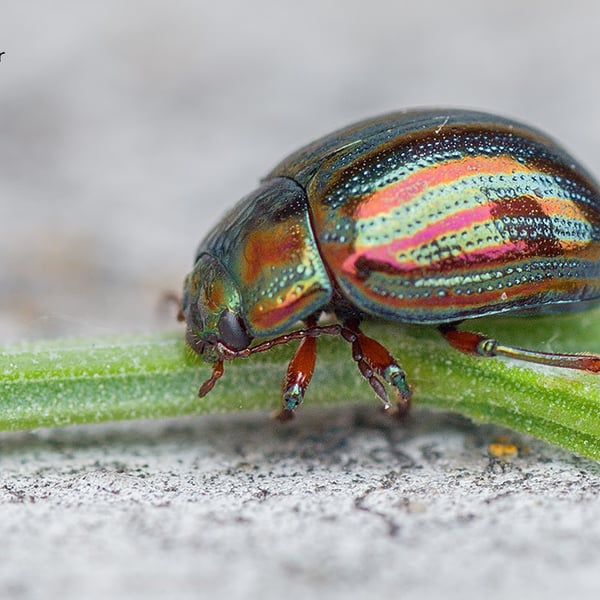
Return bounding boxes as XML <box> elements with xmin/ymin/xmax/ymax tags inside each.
<box><xmin>282</xmin><ymin>383</ymin><xmax>304</xmax><ymax>412</ymax></box>
<box><xmin>198</xmin><ymin>359</ymin><xmax>224</xmax><ymax>397</ymax></box>
<box><xmin>385</xmin><ymin>364</ymin><xmax>411</xmax><ymax>410</ymax></box>
<box><xmin>343</xmin><ymin>320</ymin><xmax>411</xmax><ymax>414</ymax></box>
<box><xmin>280</xmin><ymin>322</ymin><xmax>318</xmax><ymax>414</ymax></box>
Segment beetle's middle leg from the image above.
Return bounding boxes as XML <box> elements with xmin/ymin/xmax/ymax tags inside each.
<box><xmin>341</xmin><ymin>319</ymin><xmax>411</xmax><ymax>416</ymax></box>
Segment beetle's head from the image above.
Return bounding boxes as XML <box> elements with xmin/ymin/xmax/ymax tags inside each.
<box><xmin>181</xmin><ymin>253</ymin><xmax>254</xmax><ymax>362</ymax></box>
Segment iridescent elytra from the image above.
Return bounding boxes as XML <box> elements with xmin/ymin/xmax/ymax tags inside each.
<box><xmin>180</xmin><ymin>109</ymin><xmax>600</xmax><ymax>419</ymax></box>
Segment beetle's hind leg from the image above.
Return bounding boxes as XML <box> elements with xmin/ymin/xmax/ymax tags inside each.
<box><xmin>341</xmin><ymin>320</ymin><xmax>411</xmax><ymax>417</ymax></box>
<box><xmin>439</xmin><ymin>323</ymin><xmax>600</xmax><ymax>373</ymax></box>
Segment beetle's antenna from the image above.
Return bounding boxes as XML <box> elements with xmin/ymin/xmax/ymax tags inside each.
<box><xmin>162</xmin><ymin>292</ymin><xmax>185</xmax><ymax>321</ymax></box>
<box><xmin>217</xmin><ymin>324</ymin><xmax>343</xmax><ymax>359</ymax></box>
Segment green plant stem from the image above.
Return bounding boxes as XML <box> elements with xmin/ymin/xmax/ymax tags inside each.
<box><xmin>1</xmin><ymin>309</ymin><xmax>599</xmax><ymax>458</ymax></box>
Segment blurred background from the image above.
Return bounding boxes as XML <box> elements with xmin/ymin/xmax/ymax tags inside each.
<box><xmin>2</xmin><ymin>0</ymin><xmax>600</xmax><ymax>345</ymax></box>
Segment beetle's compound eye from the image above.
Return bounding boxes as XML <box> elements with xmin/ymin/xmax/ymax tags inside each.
<box><xmin>217</xmin><ymin>309</ymin><xmax>253</xmax><ymax>351</ymax></box>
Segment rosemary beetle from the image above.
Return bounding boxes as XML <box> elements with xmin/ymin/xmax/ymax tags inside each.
<box><xmin>181</xmin><ymin>109</ymin><xmax>600</xmax><ymax>419</ymax></box>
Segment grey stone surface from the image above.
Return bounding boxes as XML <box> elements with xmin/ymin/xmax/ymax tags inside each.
<box><xmin>1</xmin><ymin>408</ymin><xmax>599</xmax><ymax>600</ymax></box>
<box><xmin>1</xmin><ymin>1</ymin><xmax>600</xmax><ymax>598</ymax></box>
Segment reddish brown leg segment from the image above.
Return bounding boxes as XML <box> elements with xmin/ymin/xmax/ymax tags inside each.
<box><xmin>439</xmin><ymin>324</ymin><xmax>600</xmax><ymax>373</ymax></box>
<box><xmin>275</xmin><ymin>335</ymin><xmax>318</xmax><ymax>421</ymax></box>
<box><xmin>198</xmin><ymin>359</ymin><xmax>225</xmax><ymax>397</ymax></box>
<box><xmin>341</xmin><ymin>321</ymin><xmax>411</xmax><ymax>416</ymax></box>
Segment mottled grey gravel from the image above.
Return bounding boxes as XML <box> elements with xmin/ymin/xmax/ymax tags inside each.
<box><xmin>1</xmin><ymin>407</ymin><xmax>599</xmax><ymax>600</ymax></box>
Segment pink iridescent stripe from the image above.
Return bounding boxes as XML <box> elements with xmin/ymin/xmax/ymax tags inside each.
<box><xmin>355</xmin><ymin>155</ymin><xmax>525</xmax><ymax>219</ymax></box>
<box><xmin>343</xmin><ymin>204</ymin><xmax>527</xmax><ymax>274</ymax></box>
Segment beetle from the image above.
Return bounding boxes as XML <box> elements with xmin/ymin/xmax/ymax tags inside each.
<box><xmin>180</xmin><ymin>109</ymin><xmax>600</xmax><ymax>419</ymax></box>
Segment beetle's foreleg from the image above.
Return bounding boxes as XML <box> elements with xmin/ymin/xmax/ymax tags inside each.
<box><xmin>274</xmin><ymin>334</ymin><xmax>318</xmax><ymax>421</ymax></box>
<box><xmin>439</xmin><ymin>324</ymin><xmax>600</xmax><ymax>373</ymax></box>
<box><xmin>341</xmin><ymin>321</ymin><xmax>411</xmax><ymax>416</ymax></box>
<box><xmin>198</xmin><ymin>359</ymin><xmax>225</xmax><ymax>397</ymax></box>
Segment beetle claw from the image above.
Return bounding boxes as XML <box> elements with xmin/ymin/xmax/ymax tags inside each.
<box><xmin>272</xmin><ymin>407</ymin><xmax>295</xmax><ymax>422</ymax></box>
<box><xmin>384</xmin><ymin>396</ymin><xmax>412</xmax><ymax>420</ymax></box>
<box><xmin>343</xmin><ymin>321</ymin><xmax>412</xmax><ymax>415</ymax></box>
<box><xmin>279</xmin><ymin>326</ymin><xmax>318</xmax><ymax>415</ymax></box>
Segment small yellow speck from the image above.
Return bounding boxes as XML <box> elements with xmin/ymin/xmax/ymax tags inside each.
<box><xmin>488</xmin><ymin>435</ymin><xmax>518</xmax><ymax>458</ymax></box>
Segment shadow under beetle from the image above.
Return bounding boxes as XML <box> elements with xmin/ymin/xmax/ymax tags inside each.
<box><xmin>180</xmin><ymin>109</ymin><xmax>600</xmax><ymax>419</ymax></box>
